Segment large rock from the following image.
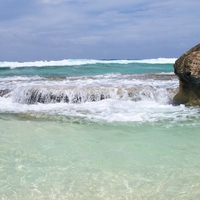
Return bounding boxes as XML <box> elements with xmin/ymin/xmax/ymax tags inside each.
<box><xmin>173</xmin><ymin>43</ymin><xmax>200</xmax><ymax>105</ymax></box>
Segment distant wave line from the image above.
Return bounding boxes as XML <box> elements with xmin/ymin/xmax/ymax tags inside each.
<box><xmin>0</xmin><ymin>58</ymin><xmax>177</xmax><ymax>69</ymax></box>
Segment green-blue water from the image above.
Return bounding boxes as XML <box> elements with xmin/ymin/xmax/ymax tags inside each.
<box><xmin>0</xmin><ymin>59</ymin><xmax>200</xmax><ymax>199</ymax></box>
<box><xmin>0</xmin><ymin>63</ymin><xmax>171</xmax><ymax>77</ymax></box>
<box><xmin>1</xmin><ymin>117</ymin><xmax>200</xmax><ymax>199</ymax></box>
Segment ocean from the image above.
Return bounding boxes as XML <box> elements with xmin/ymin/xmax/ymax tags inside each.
<box><xmin>1</xmin><ymin>58</ymin><xmax>200</xmax><ymax>199</ymax></box>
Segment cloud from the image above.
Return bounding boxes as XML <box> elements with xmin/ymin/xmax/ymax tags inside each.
<box><xmin>39</xmin><ymin>0</ymin><xmax>73</xmax><ymax>5</ymax></box>
<box><xmin>0</xmin><ymin>0</ymin><xmax>199</xmax><ymax>61</ymax></box>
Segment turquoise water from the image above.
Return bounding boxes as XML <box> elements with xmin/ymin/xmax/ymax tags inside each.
<box><xmin>0</xmin><ymin>63</ymin><xmax>172</xmax><ymax>77</ymax></box>
<box><xmin>1</xmin><ymin>59</ymin><xmax>200</xmax><ymax>199</ymax></box>
<box><xmin>1</xmin><ymin>116</ymin><xmax>200</xmax><ymax>199</ymax></box>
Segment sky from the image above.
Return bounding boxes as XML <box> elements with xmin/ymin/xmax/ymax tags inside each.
<box><xmin>0</xmin><ymin>0</ymin><xmax>199</xmax><ymax>61</ymax></box>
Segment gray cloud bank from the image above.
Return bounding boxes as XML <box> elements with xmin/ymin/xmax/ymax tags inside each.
<box><xmin>0</xmin><ymin>0</ymin><xmax>199</xmax><ymax>61</ymax></box>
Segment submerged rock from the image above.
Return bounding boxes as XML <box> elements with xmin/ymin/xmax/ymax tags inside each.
<box><xmin>12</xmin><ymin>86</ymin><xmax>113</xmax><ymax>104</ymax></box>
<box><xmin>11</xmin><ymin>86</ymin><xmax>175</xmax><ymax>105</ymax></box>
<box><xmin>0</xmin><ymin>89</ymin><xmax>11</xmax><ymax>97</ymax></box>
<box><xmin>173</xmin><ymin>43</ymin><xmax>200</xmax><ymax>105</ymax></box>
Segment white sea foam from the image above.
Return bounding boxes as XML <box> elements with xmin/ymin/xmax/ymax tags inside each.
<box><xmin>0</xmin><ymin>75</ymin><xmax>42</xmax><ymax>81</ymax></box>
<box><xmin>0</xmin><ymin>72</ymin><xmax>181</xmax><ymax>123</ymax></box>
<box><xmin>0</xmin><ymin>74</ymin><xmax>178</xmax><ymax>92</ymax></box>
<box><xmin>0</xmin><ymin>72</ymin><xmax>191</xmax><ymax>124</ymax></box>
<box><xmin>0</xmin><ymin>58</ymin><xmax>177</xmax><ymax>68</ymax></box>
<box><xmin>0</xmin><ymin>96</ymin><xmax>198</xmax><ymax>124</ymax></box>
<box><xmin>133</xmin><ymin>58</ymin><xmax>177</xmax><ymax>64</ymax></box>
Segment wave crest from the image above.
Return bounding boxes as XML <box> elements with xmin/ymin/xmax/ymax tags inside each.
<box><xmin>0</xmin><ymin>58</ymin><xmax>177</xmax><ymax>69</ymax></box>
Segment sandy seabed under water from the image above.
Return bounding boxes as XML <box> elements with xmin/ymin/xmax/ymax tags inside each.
<box><xmin>0</xmin><ymin>114</ymin><xmax>200</xmax><ymax>200</ymax></box>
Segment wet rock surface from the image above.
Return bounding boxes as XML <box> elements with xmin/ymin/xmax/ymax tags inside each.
<box><xmin>173</xmin><ymin>43</ymin><xmax>200</xmax><ymax>105</ymax></box>
<box><xmin>0</xmin><ymin>89</ymin><xmax>11</xmax><ymax>97</ymax></box>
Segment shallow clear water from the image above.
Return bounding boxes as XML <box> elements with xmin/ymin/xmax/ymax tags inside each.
<box><xmin>1</xmin><ymin>115</ymin><xmax>200</xmax><ymax>199</ymax></box>
<box><xmin>1</xmin><ymin>58</ymin><xmax>200</xmax><ymax>199</ymax></box>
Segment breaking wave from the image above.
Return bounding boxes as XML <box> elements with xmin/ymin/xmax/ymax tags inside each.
<box><xmin>0</xmin><ymin>58</ymin><xmax>177</xmax><ymax>69</ymax></box>
<box><xmin>10</xmin><ymin>86</ymin><xmax>173</xmax><ymax>105</ymax></box>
